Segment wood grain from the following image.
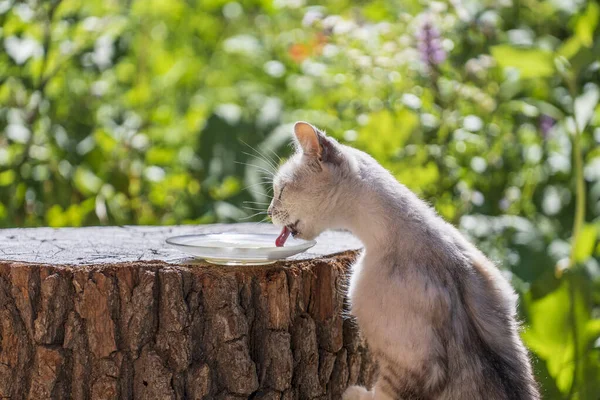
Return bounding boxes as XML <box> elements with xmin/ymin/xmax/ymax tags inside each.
<box><xmin>0</xmin><ymin>224</ymin><xmax>375</xmax><ymax>399</ymax></box>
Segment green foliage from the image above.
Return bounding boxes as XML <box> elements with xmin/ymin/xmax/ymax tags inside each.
<box><xmin>574</xmin><ymin>224</ymin><xmax>598</xmax><ymax>264</ymax></box>
<box><xmin>1</xmin><ymin>0</ymin><xmax>600</xmax><ymax>398</ymax></box>
<box><xmin>491</xmin><ymin>46</ymin><xmax>555</xmax><ymax>78</ymax></box>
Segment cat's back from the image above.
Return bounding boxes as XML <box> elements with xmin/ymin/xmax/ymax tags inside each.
<box><xmin>342</xmin><ymin>143</ymin><xmax>539</xmax><ymax>399</ymax></box>
<box><xmin>348</xmin><ymin>211</ymin><xmax>539</xmax><ymax>399</ymax></box>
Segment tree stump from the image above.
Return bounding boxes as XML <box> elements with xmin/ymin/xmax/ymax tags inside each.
<box><xmin>0</xmin><ymin>224</ymin><xmax>375</xmax><ymax>399</ymax></box>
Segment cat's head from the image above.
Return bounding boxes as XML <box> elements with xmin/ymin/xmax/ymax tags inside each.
<box><xmin>268</xmin><ymin>121</ymin><xmax>350</xmax><ymax>240</ymax></box>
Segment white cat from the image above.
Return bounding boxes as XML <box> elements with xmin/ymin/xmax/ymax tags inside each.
<box><xmin>269</xmin><ymin>122</ymin><xmax>539</xmax><ymax>400</ymax></box>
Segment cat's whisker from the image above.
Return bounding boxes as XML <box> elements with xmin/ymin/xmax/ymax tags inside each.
<box><xmin>246</xmin><ymin>187</ymin><xmax>273</xmax><ymax>198</ymax></box>
<box><xmin>242</xmin><ymin>182</ymin><xmax>273</xmax><ymax>194</ymax></box>
<box><xmin>251</xmin><ymin>216</ymin><xmax>271</xmax><ymax>227</ymax></box>
<box><xmin>234</xmin><ymin>161</ymin><xmax>275</xmax><ymax>178</ymax></box>
<box><xmin>239</xmin><ymin>139</ymin><xmax>279</xmax><ymax>169</ymax></box>
<box><xmin>243</xmin><ymin>179</ymin><xmax>272</xmax><ymax>186</ymax></box>
<box><xmin>241</xmin><ymin>181</ymin><xmax>273</xmax><ymax>192</ymax></box>
<box><xmin>240</xmin><ymin>140</ymin><xmax>280</xmax><ymax>170</ymax></box>
<box><xmin>246</xmin><ymin>194</ymin><xmax>270</xmax><ymax>203</ymax></box>
<box><xmin>241</xmin><ymin>151</ymin><xmax>278</xmax><ymax>172</ymax></box>
<box><xmin>243</xmin><ymin>201</ymin><xmax>271</xmax><ymax>205</ymax></box>
<box><xmin>246</xmin><ymin>189</ymin><xmax>273</xmax><ymax>198</ymax></box>
<box><xmin>234</xmin><ymin>160</ymin><xmax>275</xmax><ymax>175</ymax></box>
<box><xmin>239</xmin><ymin>211</ymin><xmax>268</xmax><ymax>221</ymax></box>
<box><xmin>249</xmin><ymin>176</ymin><xmax>274</xmax><ymax>186</ymax></box>
<box><xmin>265</xmin><ymin>147</ymin><xmax>282</xmax><ymax>163</ymax></box>
<box><xmin>258</xmin><ymin>170</ymin><xmax>275</xmax><ymax>179</ymax></box>
<box><xmin>242</xmin><ymin>206</ymin><xmax>268</xmax><ymax>211</ymax></box>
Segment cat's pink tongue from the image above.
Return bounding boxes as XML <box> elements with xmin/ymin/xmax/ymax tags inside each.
<box><xmin>276</xmin><ymin>226</ymin><xmax>291</xmax><ymax>247</ymax></box>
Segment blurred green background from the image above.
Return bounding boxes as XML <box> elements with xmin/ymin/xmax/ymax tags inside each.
<box><xmin>1</xmin><ymin>0</ymin><xmax>600</xmax><ymax>398</ymax></box>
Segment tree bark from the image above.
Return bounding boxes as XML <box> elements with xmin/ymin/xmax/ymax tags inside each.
<box><xmin>0</xmin><ymin>224</ymin><xmax>375</xmax><ymax>399</ymax></box>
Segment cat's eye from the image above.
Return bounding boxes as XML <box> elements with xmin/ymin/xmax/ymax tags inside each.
<box><xmin>278</xmin><ymin>186</ymin><xmax>285</xmax><ymax>200</ymax></box>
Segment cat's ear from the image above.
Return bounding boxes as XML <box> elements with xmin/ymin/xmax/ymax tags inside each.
<box><xmin>294</xmin><ymin>122</ymin><xmax>321</xmax><ymax>156</ymax></box>
<box><xmin>294</xmin><ymin>121</ymin><xmax>342</xmax><ymax>165</ymax></box>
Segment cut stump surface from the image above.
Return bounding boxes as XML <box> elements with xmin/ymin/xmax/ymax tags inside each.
<box><xmin>0</xmin><ymin>224</ymin><xmax>375</xmax><ymax>399</ymax></box>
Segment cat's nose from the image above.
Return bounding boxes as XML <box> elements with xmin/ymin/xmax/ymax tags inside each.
<box><xmin>267</xmin><ymin>206</ymin><xmax>273</xmax><ymax>217</ymax></box>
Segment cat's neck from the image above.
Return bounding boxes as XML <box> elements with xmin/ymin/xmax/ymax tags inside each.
<box><xmin>343</xmin><ymin>206</ymin><xmax>392</xmax><ymax>252</ymax></box>
<box><xmin>338</xmin><ymin>167</ymin><xmax>435</xmax><ymax>253</ymax></box>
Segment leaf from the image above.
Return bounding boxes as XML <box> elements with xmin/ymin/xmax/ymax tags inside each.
<box><xmin>558</xmin><ymin>36</ymin><xmax>582</xmax><ymax>59</ymax></box>
<box><xmin>146</xmin><ymin>147</ymin><xmax>176</xmax><ymax>165</ymax></box>
<box><xmin>574</xmin><ymin>224</ymin><xmax>598</xmax><ymax>263</ymax></box>
<box><xmin>0</xmin><ymin>170</ymin><xmax>16</xmax><ymax>186</ymax></box>
<box><xmin>357</xmin><ymin>109</ymin><xmax>418</xmax><ymax>158</ymax></box>
<box><xmin>525</xmin><ymin>99</ymin><xmax>565</xmax><ymax>120</ymax></box>
<box><xmin>522</xmin><ymin>281</ymin><xmax>575</xmax><ymax>394</ymax></box>
<box><xmin>587</xmin><ymin>319</ymin><xmax>600</xmax><ymax>342</ymax></box>
<box><xmin>490</xmin><ymin>45</ymin><xmax>555</xmax><ymax>78</ymax></box>
<box><xmin>574</xmin><ymin>84</ymin><xmax>600</xmax><ymax>132</ymax></box>
<box><xmin>522</xmin><ymin>275</ymin><xmax>594</xmax><ymax>395</ymax></box>
<box><xmin>73</xmin><ymin>168</ymin><xmax>103</xmax><ymax>195</ymax></box>
<box><xmin>363</xmin><ymin>2</ymin><xmax>388</xmax><ymax>21</ymax></box>
<box><xmin>574</xmin><ymin>2</ymin><xmax>600</xmax><ymax>47</ymax></box>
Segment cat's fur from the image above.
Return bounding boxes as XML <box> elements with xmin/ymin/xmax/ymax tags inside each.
<box><xmin>269</xmin><ymin>122</ymin><xmax>539</xmax><ymax>400</ymax></box>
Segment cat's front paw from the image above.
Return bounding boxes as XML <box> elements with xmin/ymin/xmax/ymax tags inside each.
<box><xmin>343</xmin><ymin>385</ymin><xmax>370</xmax><ymax>400</ymax></box>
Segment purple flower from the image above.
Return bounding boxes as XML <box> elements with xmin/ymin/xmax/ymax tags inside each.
<box><xmin>416</xmin><ymin>19</ymin><xmax>447</xmax><ymax>68</ymax></box>
<box><xmin>539</xmin><ymin>114</ymin><xmax>555</xmax><ymax>138</ymax></box>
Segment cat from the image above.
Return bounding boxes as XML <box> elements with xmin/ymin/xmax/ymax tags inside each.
<box><xmin>268</xmin><ymin>122</ymin><xmax>540</xmax><ymax>400</ymax></box>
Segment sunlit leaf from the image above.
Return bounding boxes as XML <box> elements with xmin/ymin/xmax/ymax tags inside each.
<box><xmin>522</xmin><ymin>282</ymin><xmax>574</xmax><ymax>393</ymax></box>
<box><xmin>522</xmin><ymin>277</ymin><xmax>592</xmax><ymax>395</ymax></box>
<box><xmin>73</xmin><ymin>168</ymin><xmax>103</xmax><ymax>195</ymax></box>
<box><xmin>491</xmin><ymin>45</ymin><xmax>555</xmax><ymax>78</ymax></box>
<box><xmin>0</xmin><ymin>170</ymin><xmax>16</xmax><ymax>186</ymax></box>
<box><xmin>574</xmin><ymin>84</ymin><xmax>600</xmax><ymax>132</ymax></box>
<box><xmin>526</xmin><ymin>100</ymin><xmax>565</xmax><ymax>120</ymax></box>
<box><xmin>356</xmin><ymin>109</ymin><xmax>418</xmax><ymax>158</ymax></box>
<box><xmin>558</xmin><ymin>36</ymin><xmax>582</xmax><ymax>59</ymax></box>
<box><xmin>574</xmin><ymin>224</ymin><xmax>598</xmax><ymax>263</ymax></box>
<box><xmin>574</xmin><ymin>2</ymin><xmax>599</xmax><ymax>47</ymax></box>
<box><xmin>146</xmin><ymin>148</ymin><xmax>176</xmax><ymax>165</ymax></box>
<box><xmin>209</xmin><ymin>176</ymin><xmax>242</xmax><ymax>201</ymax></box>
<box><xmin>587</xmin><ymin>319</ymin><xmax>600</xmax><ymax>342</ymax></box>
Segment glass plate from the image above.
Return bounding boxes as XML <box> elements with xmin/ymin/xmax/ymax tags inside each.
<box><xmin>166</xmin><ymin>233</ymin><xmax>317</xmax><ymax>265</ymax></box>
